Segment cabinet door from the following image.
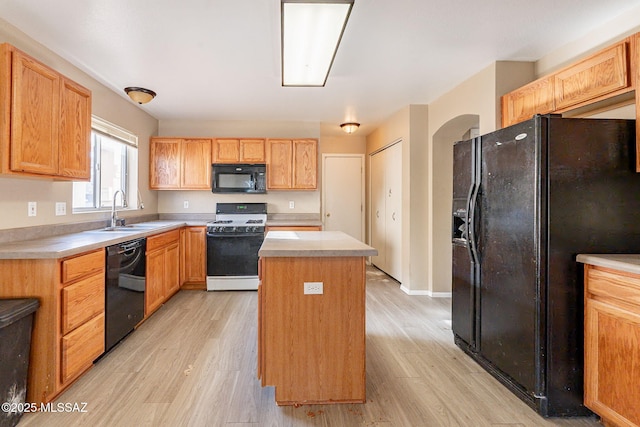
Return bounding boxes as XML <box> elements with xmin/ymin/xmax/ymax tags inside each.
<box><xmin>11</xmin><ymin>50</ymin><xmax>60</xmax><ymax>175</ymax></box>
<box><xmin>501</xmin><ymin>76</ymin><xmax>555</xmax><ymax>128</ymax></box>
<box><xmin>292</xmin><ymin>139</ymin><xmax>317</xmax><ymax>189</ymax></box>
<box><xmin>182</xmin><ymin>226</ymin><xmax>206</xmax><ymax>284</ymax></box>
<box><xmin>59</xmin><ymin>78</ymin><xmax>91</xmax><ymax>179</ymax></box>
<box><xmin>150</xmin><ymin>138</ymin><xmax>181</xmax><ymax>189</ymax></box>
<box><xmin>181</xmin><ymin>138</ymin><xmax>211</xmax><ymax>189</ymax></box>
<box><xmin>555</xmin><ymin>42</ymin><xmax>629</xmax><ymax>110</ymax></box>
<box><xmin>585</xmin><ymin>298</ymin><xmax>640</xmax><ymax>427</ymax></box>
<box><xmin>164</xmin><ymin>242</ymin><xmax>180</xmax><ymax>297</ymax></box>
<box><xmin>266</xmin><ymin>139</ymin><xmax>292</xmax><ymax>189</ymax></box>
<box><xmin>60</xmin><ymin>313</ymin><xmax>104</xmax><ymax>384</ymax></box>
<box><xmin>240</xmin><ymin>139</ymin><xmax>266</xmax><ymax>162</ymax></box>
<box><xmin>212</xmin><ymin>138</ymin><xmax>240</xmax><ymax>163</ymax></box>
<box><xmin>146</xmin><ymin>248</ymin><xmax>166</xmax><ymax>315</ymax></box>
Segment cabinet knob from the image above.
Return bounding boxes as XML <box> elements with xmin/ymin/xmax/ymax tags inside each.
<box><xmin>326</xmin><ymin>212</ymin><xmax>331</xmax><ymax>217</ymax></box>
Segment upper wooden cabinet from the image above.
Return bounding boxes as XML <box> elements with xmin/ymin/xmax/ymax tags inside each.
<box><xmin>501</xmin><ymin>76</ymin><xmax>555</xmax><ymax>128</ymax></box>
<box><xmin>149</xmin><ymin>137</ymin><xmax>211</xmax><ymax>190</ymax></box>
<box><xmin>0</xmin><ymin>43</ymin><xmax>92</xmax><ymax>180</ymax></box>
<box><xmin>212</xmin><ymin>138</ymin><xmax>266</xmax><ymax>163</ymax></box>
<box><xmin>266</xmin><ymin>139</ymin><xmax>317</xmax><ymax>190</ymax></box>
<box><xmin>501</xmin><ymin>36</ymin><xmax>635</xmax><ymax>128</ymax></box>
<box><xmin>554</xmin><ymin>42</ymin><xmax>629</xmax><ymax>110</ymax></box>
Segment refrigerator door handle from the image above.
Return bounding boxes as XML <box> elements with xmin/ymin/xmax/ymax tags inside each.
<box><xmin>467</xmin><ymin>137</ymin><xmax>480</xmax><ymax>265</ymax></box>
<box><xmin>467</xmin><ymin>183</ymin><xmax>479</xmax><ymax>264</ymax></box>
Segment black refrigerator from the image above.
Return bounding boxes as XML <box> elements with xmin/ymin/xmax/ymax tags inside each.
<box><xmin>451</xmin><ymin>114</ymin><xmax>640</xmax><ymax>417</ymax></box>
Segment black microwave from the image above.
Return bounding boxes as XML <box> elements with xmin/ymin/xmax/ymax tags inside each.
<box><xmin>211</xmin><ymin>163</ymin><xmax>267</xmax><ymax>193</ymax></box>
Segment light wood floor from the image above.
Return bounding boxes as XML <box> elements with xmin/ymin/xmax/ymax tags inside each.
<box><xmin>19</xmin><ymin>267</ymin><xmax>602</xmax><ymax>426</ymax></box>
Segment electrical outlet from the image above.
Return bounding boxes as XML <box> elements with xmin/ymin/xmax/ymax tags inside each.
<box><xmin>183</xmin><ymin>201</ymin><xmax>189</xmax><ymax>209</ymax></box>
<box><xmin>304</xmin><ymin>282</ymin><xmax>323</xmax><ymax>295</ymax></box>
<box><xmin>289</xmin><ymin>201</ymin><xmax>295</xmax><ymax>209</ymax></box>
<box><xmin>55</xmin><ymin>202</ymin><xmax>67</xmax><ymax>216</ymax></box>
<box><xmin>28</xmin><ymin>201</ymin><xmax>37</xmax><ymax>217</ymax></box>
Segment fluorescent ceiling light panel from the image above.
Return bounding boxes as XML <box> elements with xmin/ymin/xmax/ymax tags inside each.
<box><xmin>281</xmin><ymin>0</ymin><xmax>354</xmax><ymax>87</ymax></box>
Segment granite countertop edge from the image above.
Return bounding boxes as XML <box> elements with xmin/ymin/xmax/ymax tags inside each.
<box><xmin>576</xmin><ymin>254</ymin><xmax>640</xmax><ymax>275</ymax></box>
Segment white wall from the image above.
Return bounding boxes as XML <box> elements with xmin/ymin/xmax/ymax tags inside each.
<box><xmin>0</xmin><ymin>18</ymin><xmax>159</xmax><ymax>230</ymax></box>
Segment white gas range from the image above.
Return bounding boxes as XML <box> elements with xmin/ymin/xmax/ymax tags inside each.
<box><xmin>205</xmin><ymin>202</ymin><xmax>267</xmax><ymax>291</ymax></box>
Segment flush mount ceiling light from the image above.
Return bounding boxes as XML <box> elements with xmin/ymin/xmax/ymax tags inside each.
<box><xmin>340</xmin><ymin>122</ymin><xmax>360</xmax><ymax>134</ymax></box>
<box><xmin>281</xmin><ymin>0</ymin><xmax>354</xmax><ymax>87</ymax></box>
<box><xmin>124</xmin><ymin>87</ymin><xmax>157</xmax><ymax>104</ymax></box>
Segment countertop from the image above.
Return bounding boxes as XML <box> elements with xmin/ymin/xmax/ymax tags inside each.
<box><xmin>258</xmin><ymin>230</ymin><xmax>377</xmax><ymax>258</ymax></box>
<box><xmin>576</xmin><ymin>254</ymin><xmax>640</xmax><ymax>275</ymax></box>
<box><xmin>0</xmin><ymin>221</ymin><xmax>188</xmax><ymax>260</ymax></box>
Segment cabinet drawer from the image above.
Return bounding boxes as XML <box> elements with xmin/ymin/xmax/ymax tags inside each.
<box><xmin>147</xmin><ymin>229</ymin><xmax>180</xmax><ymax>252</ymax></box>
<box><xmin>61</xmin><ymin>272</ymin><xmax>105</xmax><ymax>335</ymax></box>
<box><xmin>586</xmin><ymin>266</ymin><xmax>640</xmax><ymax>308</ymax></box>
<box><xmin>61</xmin><ymin>249</ymin><xmax>105</xmax><ymax>284</ymax></box>
<box><xmin>61</xmin><ymin>313</ymin><xmax>104</xmax><ymax>384</ymax></box>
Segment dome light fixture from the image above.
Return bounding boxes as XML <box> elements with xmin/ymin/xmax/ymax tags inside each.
<box><xmin>124</xmin><ymin>87</ymin><xmax>157</xmax><ymax>104</ymax></box>
<box><xmin>340</xmin><ymin>122</ymin><xmax>360</xmax><ymax>134</ymax></box>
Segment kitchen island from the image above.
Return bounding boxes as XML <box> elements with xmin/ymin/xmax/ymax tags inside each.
<box><xmin>257</xmin><ymin>231</ymin><xmax>377</xmax><ymax>405</ymax></box>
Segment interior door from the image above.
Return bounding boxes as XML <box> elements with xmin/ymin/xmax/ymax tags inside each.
<box><xmin>370</xmin><ymin>150</ymin><xmax>386</xmax><ymax>268</ymax></box>
<box><xmin>384</xmin><ymin>143</ymin><xmax>402</xmax><ymax>281</ymax></box>
<box><xmin>370</xmin><ymin>142</ymin><xmax>402</xmax><ymax>281</ymax></box>
<box><xmin>322</xmin><ymin>154</ymin><xmax>364</xmax><ymax>240</ymax></box>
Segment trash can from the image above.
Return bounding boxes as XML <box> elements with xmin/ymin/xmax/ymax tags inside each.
<box><xmin>0</xmin><ymin>298</ymin><xmax>39</xmax><ymax>427</ymax></box>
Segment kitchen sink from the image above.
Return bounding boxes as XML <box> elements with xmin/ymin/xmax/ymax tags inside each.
<box><xmin>88</xmin><ymin>224</ymin><xmax>156</xmax><ymax>233</ymax></box>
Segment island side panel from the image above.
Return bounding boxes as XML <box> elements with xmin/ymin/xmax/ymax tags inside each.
<box><xmin>261</xmin><ymin>256</ymin><xmax>366</xmax><ymax>405</ymax></box>
<box><xmin>0</xmin><ymin>258</ymin><xmax>59</xmax><ymax>404</ymax></box>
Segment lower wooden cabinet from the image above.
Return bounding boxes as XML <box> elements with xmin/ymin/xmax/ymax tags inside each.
<box><xmin>180</xmin><ymin>226</ymin><xmax>206</xmax><ymax>289</ymax></box>
<box><xmin>0</xmin><ymin>248</ymin><xmax>106</xmax><ymax>403</ymax></box>
<box><xmin>60</xmin><ymin>313</ymin><xmax>104</xmax><ymax>384</ymax></box>
<box><xmin>146</xmin><ymin>229</ymin><xmax>181</xmax><ymax>316</ymax></box>
<box><xmin>584</xmin><ymin>264</ymin><xmax>640</xmax><ymax>427</ymax></box>
<box><xmin>59</xmin><ymin>249</ymin><xmax>105</xmax><ymax>386</ymax></box>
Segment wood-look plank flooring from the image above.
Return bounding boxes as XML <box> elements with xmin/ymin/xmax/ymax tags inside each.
<box><xmin>18</xmin><ymin>267</ymin><xmax>601</xmax><ymax>426</ymax></box>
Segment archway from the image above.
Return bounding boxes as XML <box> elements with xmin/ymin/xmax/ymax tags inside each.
<box><xmin>429</xmin><ymin>114</ymin><xmax>479</xmax><ymax>294</ymax></box>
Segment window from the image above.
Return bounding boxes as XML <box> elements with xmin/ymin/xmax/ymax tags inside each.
<box><xmin>73</xmin><ymin>116</ymin><xmax>139</xmax><ymax>212</ymax></box>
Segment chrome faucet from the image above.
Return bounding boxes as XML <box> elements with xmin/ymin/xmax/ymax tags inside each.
<box><xmin>110</xmin><ymin>190</ymin><xmax>126</xmax><ymax>228</ymax></box>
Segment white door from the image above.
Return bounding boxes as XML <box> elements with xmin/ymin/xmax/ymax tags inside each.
<box><xmin>370</xmin><ymin>150</ymin><xmax>386</xmax><ymax>268</ymax></box>
<box><xmin>370</xmin><ymin>141</ymin><xmax>402</xmax><ymax>281</ymax></box>
<box><xmin>384</xmin><ymin>143</ymin><xmax>402</xmax><ymax>281</ymax></box>
<box><xmin>322</xmin><ymin>154</ymin><xmax>364</xmax><ymax>241</ymax></box>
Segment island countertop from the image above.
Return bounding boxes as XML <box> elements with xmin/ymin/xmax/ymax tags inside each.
<box><xmin>258</xmin><ymin>230</ymin><xmax>377</xmax><ymax>257</ymax></box>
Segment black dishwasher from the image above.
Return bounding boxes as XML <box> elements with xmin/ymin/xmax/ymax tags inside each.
<box><xmin>105</xmin><ymin>238</ymin><xmax>146</xmax><ymax>352</ymax></box>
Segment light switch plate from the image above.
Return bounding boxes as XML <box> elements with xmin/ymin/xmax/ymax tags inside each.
<box><xmin>183</xmin><ymin>201</ymin><xmax>189</xmax><ymax>209</ymax></box>
<box><xmin>289</xmin><ymin>201</ymin><xmax>295</xmax><ymax>209</ymax></box>
<box><xmin>28</xmin><ymin>201</ymin><xmax>37</xmax><ymax>217</ymax></box>
<box><xmin>55</xmin><ymin>202</ymin><xmax>66</xmax><ymax>216</ymax></box>
<box><xmin>304</xmin><ymin>282</ymin><xmax>323</xmax><ymax>295</ymax></box>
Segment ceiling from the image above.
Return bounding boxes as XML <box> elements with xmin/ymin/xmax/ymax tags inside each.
<box><xmin>1</xmin><ymin>0</ymin><xmax>640</xmax><ymax>136</ymax></box>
